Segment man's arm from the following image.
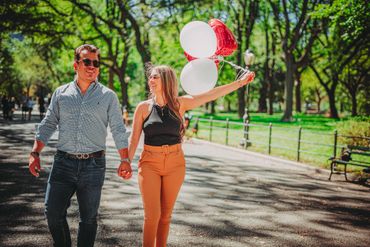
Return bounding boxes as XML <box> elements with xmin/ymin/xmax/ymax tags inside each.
<box><xmin>29</xmin><ymin>90</ymin><xmax>59</xmax><ymax>177</ymax></box>
<box><xmin>107</xmin><ymin>92</ymin><xmax>132</xmax><ymax>180</ymax></box>
<box><xmin>35</xmin><ymin>90</ymin><xmax>60</xmax><ymax>145</ymax></box>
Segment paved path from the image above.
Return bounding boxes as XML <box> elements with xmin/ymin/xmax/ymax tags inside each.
<box><xmin>0</xmin><ymin>115</ymin><xmax>369</xmax><ymax>247</ymax></box>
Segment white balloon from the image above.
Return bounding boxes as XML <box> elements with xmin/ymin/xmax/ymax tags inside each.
<box><xmin>180</xmin><ymin>58</ymin><xmax>218</xmax><ymax>95</ymax></box>
<box><xmin>180</xmin><ymin>21</ymin><xmax>217</xmax><ymax>58</ymax></box>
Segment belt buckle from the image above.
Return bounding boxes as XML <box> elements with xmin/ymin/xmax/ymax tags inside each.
<box><xmin>76</xmin><ymin>153</ymin><xmax>89</xmax><ymax>159</ymax></box>
<box><xmin>162</xmin><ymin>145</ymin><xmax>170</xmax><ymax>154</ymax></box>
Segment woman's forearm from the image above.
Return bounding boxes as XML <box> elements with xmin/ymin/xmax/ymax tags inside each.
<box><xmin>207</xmin><ymin>80</ymin><xmax>242</xmax><ymax>102</ymax></box>
<box><xmin>180</xmin><ymin>75</ymin><xmax>253</xmax><ymax>112</ymax></box>
<box><xmin>128</xmin><ymin>139</ymin><xmax>139</xmax><ymax>163</ymax></box>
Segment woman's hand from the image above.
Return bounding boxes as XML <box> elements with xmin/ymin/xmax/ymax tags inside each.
<box><xmin>237</xmin><ymin>71</ymin><xmax>255</xmax><ymax>88</ymax></box>
<box><xmin>117</xmin><ymin>161</ymin><xmax>132</xmax><ymax>180</ymax></box>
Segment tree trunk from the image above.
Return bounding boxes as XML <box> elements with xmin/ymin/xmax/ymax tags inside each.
<box><xmin>351</xmin><ymin>92</ymin><xmax>358</xmax><ymax>116</ymax></box>
<box><xmin>227</xmin><ymin>100</ymin><xmax>231</xmax><ymax>112</ymax></box>
<box><xmin>138</xmin><ymin>48</ymin><xmax>151</xmax><ymax>95</ymax></box>
<box><xmin>281</xmin><ymin>54</ymin><xmax>294</xmax><ymax>121</ymax></box>
<box><xmin>26</xmin><ymin>84</ymin><xmax>31</xmax><ymax>98</ymax></box>
<box><xmin>365</xmin><ymin>89</ymin><xmax>370</xmax><ymax>116</ymax></box>
<box><xmin>237</xmin><ymin>36</ymin><xmax>246</xmax><ymax>118</ymax></box>
<box><xmin>268</xmin><ymin>30</ymin><xmax>277</xmax><ymax>116</ymax></box>
<box><xmin>205</xmin><ymin>103</ymin><xmax>209</xmax><ymax>113</ymax></box>
<box><xmin>258</xmin><ymin>85</ymin><xmax>268</xmax><ymax>113</ymax></box>
<box><xmin>237</xmin><ymin>86</ymin><xmax>246</xmax><ymax>118</ymax></box>
<box><xmin>118</xmin><ymin>75</ymin><xmax>129</xmax><ymax>111</ymax></box>
<box><xmin>108</xmin><ymin>67</ymin><xmax>114</xmax><ymax>90</ymax></box>
<box><xmin>295</xmin><ymin>71</ymin><xmax>302</xmax><ymax>112</ymax></box>
<box><xmin>268</xmin><ymin>92</ymin><xmax>274</xmax><ymax>115</ymax></box>
<box><xmin>210</xmin><ymin>101</ymin><xmax>216</xmax><ymax>114</ymax></box>
<box><xmin>327</xmin><ymin>89</ymin><xmax>339</xmax><ymax>119</ymax></box>
<box><xmin>317</xmin><ymin>99</ymin><xmax>321</xmax><ymax>113</ymax></box>
<box><xmin>259</xmin><ymin>59</ymin><xmax>268</xmax><ymax>113</ymax></box>
<box><xmin>236</xmin><ymin>43</ymin><xmax>245</xmax><ymax>118</ymax></box>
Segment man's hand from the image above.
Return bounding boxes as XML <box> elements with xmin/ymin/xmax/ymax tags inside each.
<box><xmin>29</xmin><ymin>153</ymin><xmax>41</xmax><ymax>177</ymax></box>
<box><xmin>117</xmin><ymin>161</ymin><xmax>132</xmax><ymax>180</ymax></box>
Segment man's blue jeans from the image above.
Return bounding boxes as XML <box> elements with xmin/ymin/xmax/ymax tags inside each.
<box><xmin>45</xmin><ymin>151</ymin><xmax>106</xmax><ymax>247</ymax></box>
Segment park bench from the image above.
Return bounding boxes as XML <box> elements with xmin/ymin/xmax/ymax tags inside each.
<box><xmin>328</xmin><ymin>145</ymin><xmax>370</xmax><ymax>181</ymax></box>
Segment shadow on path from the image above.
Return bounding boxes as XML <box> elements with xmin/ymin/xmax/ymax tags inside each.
<box><xmin>1</xmin><ymin>117</ymin><xmax>370</xmax><ymax>247</ymax></box>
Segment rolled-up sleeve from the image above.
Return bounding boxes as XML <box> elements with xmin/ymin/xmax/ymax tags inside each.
<box><xmin>35</xmin><ymin>90</ymin><xmax>59</xmax><ymax>145</ymax></box>
<box><xmin>108</xmin><ymin>92</ymin><xmax>129</xmax><ymax>149</ymax></box>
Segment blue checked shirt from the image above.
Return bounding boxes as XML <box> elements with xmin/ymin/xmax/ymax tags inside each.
<box><xmin>36</xmin><ymin>80</ymin><xmax>128</xmax><ymax>153</ymax></box>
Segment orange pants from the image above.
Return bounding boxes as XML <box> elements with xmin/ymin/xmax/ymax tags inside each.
<box><xmin>138</xmin><ymin>143</ymin><xmax>185</xmax><ymax>247</ymax></box>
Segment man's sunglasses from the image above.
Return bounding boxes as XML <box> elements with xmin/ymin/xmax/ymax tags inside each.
<box><xmin>80</xmin><ymin>58</ymin><xmax>100</xmax><ymax>68</ymax></box>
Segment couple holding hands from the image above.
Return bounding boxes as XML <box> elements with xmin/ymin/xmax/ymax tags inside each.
<box><xmin>28</xmin><ymin>44</ymin><xmax>255</xmax><ymax>247</ymax></box>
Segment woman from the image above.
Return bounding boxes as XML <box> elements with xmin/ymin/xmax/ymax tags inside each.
<box><xmin>123</xmin><ymin>65</ymin><xmax>255</xmax><ymax>247</ymax></box>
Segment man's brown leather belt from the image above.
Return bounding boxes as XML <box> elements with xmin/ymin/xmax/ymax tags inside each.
<box><xmin>58</xmin><ymin>150</ymin><xmax>105</xmax><ymax>160</ymax></box>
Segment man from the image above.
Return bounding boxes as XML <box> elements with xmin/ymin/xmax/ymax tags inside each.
<box><xmin>28</xmin><ymin>44</ymin><xmax>132</xmax><ymax>247</ymax></box>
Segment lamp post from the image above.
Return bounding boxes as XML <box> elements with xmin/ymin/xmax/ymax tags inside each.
<box><xmin>242</xmin><ymin>49</ymin><xmax>255</xmax><ymax>148</ymax></box>
<box><xmin>124</xmin><ymin>76</ymin><xmax>131</xmax><ymax>84</ymax></box>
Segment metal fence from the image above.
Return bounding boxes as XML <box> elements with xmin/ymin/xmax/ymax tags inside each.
<box><xmin>189</xmin><ymin>117</ymin><xmax>370</xmax><ymax>165</ymax></box>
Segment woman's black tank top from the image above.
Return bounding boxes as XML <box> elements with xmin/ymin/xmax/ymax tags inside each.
<box><xmin>142</xmin><ymin>102</ymin><xmax>182</xmax><ymax>146</ymax></box>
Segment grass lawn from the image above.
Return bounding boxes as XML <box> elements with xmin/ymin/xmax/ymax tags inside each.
<box><xmin>189</xmin><ymin>110</ymin><xmax>343</xmax><ymax>131</ymax></box>
<box><xmin>187</xmin><ymin>110</ymin><xmax>368</xmax><ymax>171</ymax></box>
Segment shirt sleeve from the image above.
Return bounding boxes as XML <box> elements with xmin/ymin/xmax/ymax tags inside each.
<box><xmin>108</xmin><ymin>92</ymin><xmax>129</xmax><ymax>150</ymax></box>
<box><xmin>35</xmin><ymin>90</ymin><xmax>60</xmax><ymax>145</ymax></box>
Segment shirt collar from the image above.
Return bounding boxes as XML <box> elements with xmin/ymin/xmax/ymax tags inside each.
<box><xmin>73</xmin><ymin>79</ymin><xmax>98</xmax><ymax>95</ymax></box>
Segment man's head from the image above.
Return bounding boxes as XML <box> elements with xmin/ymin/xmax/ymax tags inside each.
<box><xmin>73</xmin><ymin>44</ymin><xmax>100</xmax><ymax>83</ymax></box>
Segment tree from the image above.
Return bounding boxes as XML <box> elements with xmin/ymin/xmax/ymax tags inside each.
<box><xmin>340</xmin><ymin>52</ymin><xmax>369</xmax><ymax>116</ymax></box>
<box><xmin>311</xmin><ymin>0</ymin><xmax>370</xmax><ymax>118</ymax></box>
<box><xmin>258</xmin><ymin>2</ymin><xmax>278</xmax><ymax>114</ymax></box>
<box><xmin>0</xmin><ymin>0</ymin><xmax>71</xmax><ymax>101</ymax></box>
<box><xmin>66</xmin><ymin>0</ymin><xmax>133</xmax><ymax>109</ymax></box>
<box><xmin>225</xmin><ymin>0</ymin><xmax>259</xmax><ymax>118</ymax></box>
<box><xmin>268</xmin><ymin>0</ymin><xmax>319</xmax><ymax>121</ymax></box>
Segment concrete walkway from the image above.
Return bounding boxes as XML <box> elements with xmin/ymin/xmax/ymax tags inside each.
<box><xmin>0</xmin><ymin>114</ymin><xmax>369</xmax><ymax>247</ymax></box>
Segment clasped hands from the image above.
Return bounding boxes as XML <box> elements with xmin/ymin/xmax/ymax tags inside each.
<box><xmin>117</xmin><ymin>161</ymin><xmax>132</xmax><ymax>180</ymax></box>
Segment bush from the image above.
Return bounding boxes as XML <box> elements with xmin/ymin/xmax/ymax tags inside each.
<box><xmin>336</xmin><ymin>119</ymin><xmax>370</xmax><ymax>147</ymax></box>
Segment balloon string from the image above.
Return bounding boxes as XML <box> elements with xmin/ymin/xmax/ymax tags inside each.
<box><xmin>216</xmin><ymin>56</ymin><xmax>251</xmax><ymax>103</ymax></box>
<box><xmin>217</xmin><ymin>56</ymin><xmax>249</xmax><ymax>73</ymax></box>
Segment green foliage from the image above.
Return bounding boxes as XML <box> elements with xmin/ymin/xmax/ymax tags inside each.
<box><xmin>336</xmin><ymin>118</ymin><xmax>370</xmax><ymax>147</ymax></box>
<box><xmin>0</xmin><ymin>0</ymin><xmax>369</xmax><ymax>119</ymax></box>
<box><xmin>313</xmin><ymin>0</ymin><xmax>370</xmax><ymax>43</ymax></box>
<box><xmin>11</xmin><ymin>39</ymin><xmax>55</xmax><ymax>90</ymax></box>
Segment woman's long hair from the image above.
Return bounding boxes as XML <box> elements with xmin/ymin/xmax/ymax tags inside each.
<box><xmin>147</xmin><ymin>64</ymin><xmax>185</xmax><ymax>138</ymax></box>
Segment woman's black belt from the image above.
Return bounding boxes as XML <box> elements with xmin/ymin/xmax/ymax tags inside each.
<box><xmin>57</xmin><ymin>150</ymin><xmax>105</xmax><ymax>159</ymax></box>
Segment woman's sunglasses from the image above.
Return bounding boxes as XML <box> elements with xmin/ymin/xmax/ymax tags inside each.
<box><xmin>80</xmin><ymin>58</ymin><xmax>100</xmax><ymax>68</ymax></box>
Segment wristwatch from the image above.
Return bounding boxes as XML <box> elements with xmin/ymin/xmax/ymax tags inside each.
<box><xmin>120</xmin><ymin>157</ymin><xmax>131</xmax><ymax>163</ymax></box>
<box><xmin>30</xmin><ymin>151</ymin><xmax>40</xmax><ymax>158</ymax></box>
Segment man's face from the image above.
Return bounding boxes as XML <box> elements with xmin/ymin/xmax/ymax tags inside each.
<box><xmin>74</xmin><ymin>49</ymin><xmax>100</xmax><ymax>82</ymax></box>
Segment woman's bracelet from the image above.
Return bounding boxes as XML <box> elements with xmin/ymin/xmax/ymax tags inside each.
<box><xmin>120</xmin><ymin>157</ymin><xmax>131</xmax><ymax>163</ymax></box>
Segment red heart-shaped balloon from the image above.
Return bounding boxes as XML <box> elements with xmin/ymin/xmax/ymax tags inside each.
<box><xmin>184</xmin><ymin>51</ymin><xmax>197</xmax><ymax>62</ymax></box>
<box><xmin>184</xmin><ymin>52</ymin><xmax>220</xmax><ymax>68</ymax></box>
<box><xmin>208</xmin><ymin>19</ymin><xmax>238</xmax><ymax>57</ymax></box>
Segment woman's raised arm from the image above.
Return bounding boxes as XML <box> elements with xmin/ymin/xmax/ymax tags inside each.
<box><xmin>179</xmin><ymin>72</ymin><xmax>255</xmax><ymax>112</ymax></box>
